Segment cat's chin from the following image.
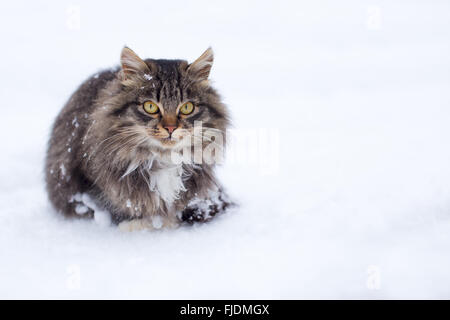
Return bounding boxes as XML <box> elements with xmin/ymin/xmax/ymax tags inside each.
<box><xmin>148</xmin><ymin>137</ymin><xmax>185</xmax><ymax>151</ymax></box>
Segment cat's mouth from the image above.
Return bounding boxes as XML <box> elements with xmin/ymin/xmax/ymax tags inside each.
<box><xmin>147</xmin><ymin>128</ymin><xmax>192</xmax><ymax>150</ymax></box>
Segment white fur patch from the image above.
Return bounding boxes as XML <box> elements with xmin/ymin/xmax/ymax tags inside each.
<box><xmin>150</xmin><ymin>165</ymin><xmax>186</xmax><ymax>204</ymax></box>
<box><xmin>121</xmin><ymin>156</ymin><xmax>187</xmax><ymax>206</ymax></box>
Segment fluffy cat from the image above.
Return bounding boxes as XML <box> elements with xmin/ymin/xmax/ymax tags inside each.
<box><xmin>45</xmin><ymin>47</ymin><xmax>231</xmax><ymax>231</ymax></box>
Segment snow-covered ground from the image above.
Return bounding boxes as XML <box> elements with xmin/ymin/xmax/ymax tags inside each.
<box><xmin>1</xmin><ymin>0</ymin><xmax>450</xmax><ymax>299</ymax></box>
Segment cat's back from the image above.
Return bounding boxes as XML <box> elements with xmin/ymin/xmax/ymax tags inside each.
<box><xmin>51</xmin><ymin>68</ymin><xmax>117</xmax><ymax>134</ymax></box>
<box><xmin>45</xmin><ymin>68</ymin><xmax>118</xmax><ymax>213</ymax></box>
<box><xmin>48</xmin><ymin>68</ymin><xmax>118</xmax><ymax>155</ymax></box>
<box><xmin>59</xmin><ymin>69</ymin><xmax>118</xmax><ymax>120</ymax></box>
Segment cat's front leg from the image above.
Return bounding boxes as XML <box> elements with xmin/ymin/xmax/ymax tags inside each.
<box><xmin>180</xmin><ymin>189</ymin><xmax>232</xmax><ymax>224</ymax></box>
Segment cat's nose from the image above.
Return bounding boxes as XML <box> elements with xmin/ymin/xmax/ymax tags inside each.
<box><xmin>164</xmin><ymin>126</ymin><xmax>177</xmax><ymax>134</ymax></box>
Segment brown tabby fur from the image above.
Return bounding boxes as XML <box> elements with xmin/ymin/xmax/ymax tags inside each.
<box><xmin>45</xmin><ymin>47</ymin><xmax>231</xmax><ymax>229</ymax></box>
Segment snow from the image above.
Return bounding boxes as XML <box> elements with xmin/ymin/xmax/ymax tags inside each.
<box><xmin>74</xmin><ymin>204</ymin><xmax>88</xmax><ymax>215</ymax></box>
<box><xmin>1</xmin><ymin>0</ymin><xmax>450</xmax><ymax>299</ymax></box>
<box><xmin>72</xmin><ymin>117</ymin><xmax>79</xmax><ymax>128</ymax></box>
<box><xmin>59</xmin><ymin>164</ymin><xmax>66</xmax><ymax>177</ymax></box>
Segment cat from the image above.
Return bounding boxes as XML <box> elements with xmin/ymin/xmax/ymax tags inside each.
<box><xmin>45</xmin><ymin>47</ymin><xmax>232</xmax><ymax>231</ymax></box>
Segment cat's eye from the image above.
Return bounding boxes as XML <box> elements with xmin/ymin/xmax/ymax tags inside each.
<box><xmin>180</xmin><ymin>102</ymin><xmax>195</xmax><ymax>115</ymax></box>
<box><xmin>143</xmin><ymin>101</ymin><xmax>159</xmax><ymax>114</ymax></box>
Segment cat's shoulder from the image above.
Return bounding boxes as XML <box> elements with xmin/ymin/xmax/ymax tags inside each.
<box><xmin>65</xmin><ymin>67</ymin><xmax>119</xmax><ymax>111</ymax></box>
<box><xmin>77</xmin><ymin>67</ymin><xmax>119</xmax><ymax>95</ymax></box>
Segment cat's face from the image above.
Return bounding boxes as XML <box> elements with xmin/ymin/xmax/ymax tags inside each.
<box><xmin>98</xmin><ymin>47</ymin><xmax>229</xmax><ymax>158</ymax></box>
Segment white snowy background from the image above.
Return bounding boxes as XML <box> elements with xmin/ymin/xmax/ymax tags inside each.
<box><xmin>1</xmin><ymin>0</ymin><xmax>450</xmax><ymax>299</ymax></box>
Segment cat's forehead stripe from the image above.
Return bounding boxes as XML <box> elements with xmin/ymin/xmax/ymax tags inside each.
<box><xmin>159</xmin><ymin>81</ymin><xmax>181</xmax><ymax>107</ymax></box>
<box><xmin>150</xmin><ymin>60</ymin><xmax>185</xmax><ymax>108</ymax></box>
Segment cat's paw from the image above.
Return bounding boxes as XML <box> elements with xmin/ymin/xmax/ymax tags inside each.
<box><xmin>68</xmin><ymin>194</ymin><xmax>95</xmax><ymax>219</ymax></box>
<box><xmin>180</xmin><ymin>193</ymin><xmax>231</xmax><ymax>224</ymax></box>
<box><xmin>67</xmin><ymin>201</ymin><xmax>94</xmax><ymax>219</ymax></box>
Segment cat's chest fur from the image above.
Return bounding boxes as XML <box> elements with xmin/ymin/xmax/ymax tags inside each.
<box><xmin>121</xmin><ymin>157</ymin><xmax>187</xmax><ymax>210</ymax></box>
<box><xmin>148</xmin><ymin>165</ymin><xmax>186</xmax><ymax>204</ymax></box>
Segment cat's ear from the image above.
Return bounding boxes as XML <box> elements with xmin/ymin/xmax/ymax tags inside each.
<box><xmin>187</xmin><ymin>47</ymin><xmax>214</xmax><ymax>81</ymax></box>
<box><xmin>120</xmin><ymin>47</ymin><xmax>151</xmax><ymax>80</ymax></box>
